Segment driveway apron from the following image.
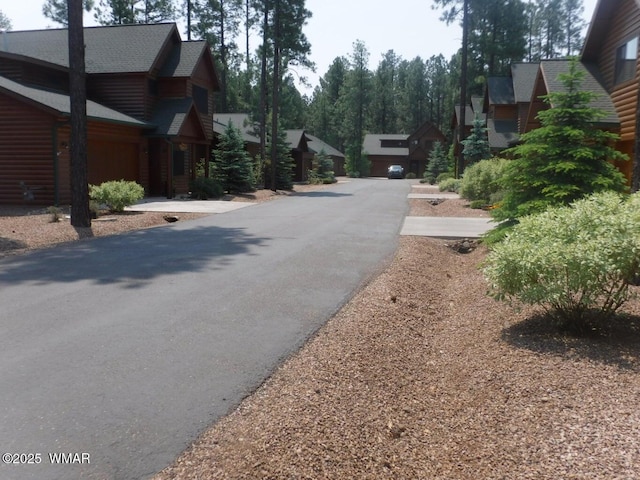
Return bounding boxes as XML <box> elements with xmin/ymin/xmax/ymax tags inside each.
<box><xmin>0</xmin><ymin>178</ymin><xmax>409</xmax><ymax>480</ymax></box>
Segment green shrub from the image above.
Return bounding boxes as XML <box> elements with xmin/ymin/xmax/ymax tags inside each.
<box><xmin>405</xmin><ymin>172</ymin><xmax>417</xmax><ymax>179</ymax></box>
<box><xmin>459</xmin><ymin>158</ymin><xmax>507</xmax><ymax>203</ymax></box>
<box><xmin>484</xmin><ymin>191</ymin><xmax>640</xmax><ymax>328</ymax></box>
<box><xmin>189</xmin><ymin>177</ymin><xmax>223</xmax><ymax>200</ymax></box>
<box><xmin>421</xmin><ymin>176</ymin><xmax>435</xmax><ymax>184</ymax></box>
<box><xmin>436</xmin><ymin>172</ymin><xmax>454</xmax><ymax>183</ymax></box>
<box><xmin>438</xmin><ymin>178</ymin><xmax>461</xmax><ymax>193</ymax></box>
<box><xmin>89</xmin><ymin>180</ymin><xmax>144</xmax><ymax>212</ymax></box>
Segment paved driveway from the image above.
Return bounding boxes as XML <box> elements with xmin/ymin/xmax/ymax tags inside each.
<box><xmin>0</xmin><ymin>178</ymin><xmax>410</xmax><ymax>480</ymax></box>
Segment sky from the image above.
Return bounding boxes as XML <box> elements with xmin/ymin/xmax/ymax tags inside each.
<box><xmin>1</xmin><ymin>0</ymin><xmax>600</xmax><ymax>95</ymax></box>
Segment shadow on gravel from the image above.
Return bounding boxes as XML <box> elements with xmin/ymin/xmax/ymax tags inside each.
<box><xmin>502</xmin><ymin>312</ymin><xmax>640</xmax><ymax>371</ymax></box>
<box><xmin>0</xmin><ymin>224</ymin><xmax>270</xmax><ymax>288</ymax></box>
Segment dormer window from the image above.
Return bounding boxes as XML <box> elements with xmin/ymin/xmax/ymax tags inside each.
<box><xmin>615</xmin><ymin>36</ymin><xmax>638</xmax><ymax>84</ymax></box>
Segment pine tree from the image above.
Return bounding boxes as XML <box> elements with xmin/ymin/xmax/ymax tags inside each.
<box><xmin>425</xmin><ymin>141</ymin><xmax>449</xmax><ymax>181</ymax></box>
<box><xmin>494</xmin><ymin>59</ymin><xmax>628</xmax><ymax>222</ymax></box>
<box><xmin>42</xmin><ymin>0</ymin><xmax>94</xmax><ymax>26</ymax></box>
<box><xmin>265</xmin><ymin>125</ymin><xmax>295</xmax><ymax>190</ymax></box>
<box><xmin>0</xmin><ymin>9</ymin><xmax>12</xmax><ymax>30</ymax></box>
<box><xmin>461</xmin><ymin>114</ymin><xmax>491</xmax><ymax>165</ymax></box>
<box><xmin>213</xmin><ymin>122</ymin><xmax>255</xmax><ymax>194</ymax></box>
<box><xmin>309</xmin><ymin>149</ymin><xmax>336</xmax><ymax>184</ymax></box>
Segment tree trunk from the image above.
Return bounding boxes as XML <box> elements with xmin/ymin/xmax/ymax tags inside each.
<box><xmin>457</xmin><ymin>0</ymin><xmax>469</xmax><ymax>178</ymax></box>
<box><xmin>259</xmin><ymin>3</ymin><xmax>268</xmax><ymax>180</ymax></box>
<box><xmin>270</xmin><ymin>0</ymin><xmax>280</xmax><ymax>191</ymax></box>
<box><xmin>68</xmin><ymin>0</ymin><xmax>91</xmax><ymax>227</ymax></box>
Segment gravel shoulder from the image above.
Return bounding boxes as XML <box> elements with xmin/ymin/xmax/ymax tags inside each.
<box><xmin>3</xmin><ymin>182</ymin><xmax>640</xmax><ymax>478</ymax></box>
<box><xmin>153</xmin><ymin>184</ymin><xmax>640</xmax><ymax>480</ymax></box>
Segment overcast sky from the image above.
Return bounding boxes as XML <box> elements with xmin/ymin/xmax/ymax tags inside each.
<box><xmin>2</xmin><ymin>0</ymin><xmax>599</xmax><ymax>95</ymax></box>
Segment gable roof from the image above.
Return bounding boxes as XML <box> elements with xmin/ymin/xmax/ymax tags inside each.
<box><xmin>149</xmin><ymin>97</ymin><xmax>208</xmax><ymax>140</ymax></box>
<box><xmin>511</xmin><ymin>63</ymin><xmax>539</xmax><ymax>103</ymax></box>
<box><xmin>305</xmin><ymin>134</ymin><xmax>344</xmax><ymax>158</ymax></box>
<box><xmin>363</xmin><ymin>134</ymin><xmax>408</xmax><ymax>156</ymax></box>
<box><xmin>487</xmin><ymin>77</ymin><xmax>515</xmax><ymax>105</ymax></box>
<box><xmin>159</xmin><ymin>41</ymin><xmax>212</xmax><ymax>77</ymax></box>
<box><xmin>0</xmin><ymin>75</ymin><xmax>149</xmax><ymax>127</ymax></box>
<box><xmin>213</xmin><ymin>113</ymin><xmax>260</xmax><ymax>144</ymax></box>
<box><xmin>285</xmin><ymin>129</ymin><xmax>309</xmax><ymax>150</ymax></box>
<box><xmin>0</xmin><ymin>23</ymin><xmax>179</xmax><ymax>75</ymax></box>
<box><xmin>539</xmin><ymin>59</ymin><xmax>619</xmax><ymax>125</ymax></box>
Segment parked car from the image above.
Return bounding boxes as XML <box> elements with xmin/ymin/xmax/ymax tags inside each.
<box><xmin>387</xmin><ymin>165</ymin><xmax>404</xmax><ymax>179</ymax></box>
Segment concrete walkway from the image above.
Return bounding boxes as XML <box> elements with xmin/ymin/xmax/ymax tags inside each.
<box><xmin>400</xmin><ymin>216</ymin><xmax>494</xmax><ymax>238</ymax></box>
<box><xmin>125</xmin><ymin>197</ymin><xmax>255</xmax><ymax>214</ymax></box>
<box><xmin>403</xmin><ymin>185</ymin><xmax>494</xmax><ymax>239</ymax></box>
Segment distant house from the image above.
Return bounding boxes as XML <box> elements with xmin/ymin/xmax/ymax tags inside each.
<box><xmin>285</xmin><ymin>130</ymin><xmax>314</xmax><ymax>182</ymax></box>
<box><xmin>364</xmin><ymin>121</ymin><xmax>446</xmax><ymax>177</ymax></box>
<box><xmin>213</xmin><ymin>113</ymin><xmax>346</xmax><ymax>183</ymax></box>
<box><xmin>213</xmin><ymin>113</ymin><xmax>261</xmax><ymax>159</ymax></box>
<box><xmin>306</xmin><ymin>134</ymin><xmax>346</xmax><ymax>176</ymax></box>
<box><xmin>0</xmin><ymin>23</ymin><xmax>219</xmax><ymax>204</ymax></box>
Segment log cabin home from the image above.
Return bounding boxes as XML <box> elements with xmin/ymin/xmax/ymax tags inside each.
<box><xmin>464</xmin><ymin>0</ymin><xmax>639</xmax><ymax>183</ymax></box>
<box><xmin>0</xmin><ymin>23</ymin><xmax>219</xmax><ymax>204</ymax></box>
<box><xmin>364</xmin><ymin>121</ymin><xmax>446</xmax><ymax>178</ymax></box>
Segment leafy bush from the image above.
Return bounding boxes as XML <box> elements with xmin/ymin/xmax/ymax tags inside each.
<box><xmin>189</xmin><ymin>177</ymin><xmax>223</xmax><ymax>200</ymax></box>
<box><xmin>484</xmin><ymin>191</ymin><xmax>640</xmax><ymax>328</ymax></box>
<box><xmin>89</xmin><ymin>180</ymin><xmax>144</xmax><ymax>212</ymax></box>
<box><xmin>405</xmin><ymin>172</ymin><xmax>417</xmax><ymax>179</ymax></box>
<box><xmin>436</xmin><ymin>172</ymin><xmax>454</xmax><ymax>183</ymax></box>
<box><xmin>459</xmin><ymin>157</ymin><xmax>507</xmax><ymax>204</ymax></box>
<box><xmin>439</xmin><ymin>178</ymin><xmax>461</xmax><ymax>192</ymax></box>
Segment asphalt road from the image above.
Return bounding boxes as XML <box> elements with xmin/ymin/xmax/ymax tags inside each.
<box><xmin>0</xmin><ymin>178</ymin><xmax>410</xmax><ymax>480</ymax></box>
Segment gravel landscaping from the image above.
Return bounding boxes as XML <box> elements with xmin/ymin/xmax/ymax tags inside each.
<box><xmin>151</xmin><ymin>184</ymin><xmax>640</xmax><ymax>480</ymax></box>
<box><xmin>2</xmin><ymin>182</ymin><xmax>639</xmax><ymax>479</ymax></box>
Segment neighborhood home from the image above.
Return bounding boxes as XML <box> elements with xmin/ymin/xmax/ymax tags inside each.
<box><xmin>306</xmin><ymin>134</ymin><xmax>346</xmax><ymax>177</ymax></box>
<box><xmin>363</xmin><ymin>121</ymin><xmax>447</xmax><ymax>178</ymax></box>
<box><xmin>213</xmin><ymin>113</ymin><xmax>345</xmax><ymax>182</ymax></box>
<box><xmin>453</xmin><ymin>0</ymin><xmax>640</xmax><ymax>184</ymax></box>
<box><xmin>0</xmin><ymin>23</ymin><xmax>219</xmax><ymax>204</ymax></box>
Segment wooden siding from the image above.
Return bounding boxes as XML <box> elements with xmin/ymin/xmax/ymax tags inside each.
<box><xmin>0</xmin><ymin>93</ymin><xmax>59</xmax><ymax>204</ymax></box>
<box><xmin>88</xmin><ymin>74</ymin><xmax>147</xmax><ymax>120</ymax></box>
<box><xmin>594</xmin><ymin>0</ymin><xmax>640</xmax><ymax>142</ymax></box>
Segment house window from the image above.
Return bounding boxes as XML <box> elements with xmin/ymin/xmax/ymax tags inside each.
<box><xmin>193</xmin><ymin>85</ymin><xmax>209</xmax><ymax>114</ymax></box>
<box><xmin>615</xmin><ymin>36</ymin><xmax>638</xmax><ymax>84</ymax></box>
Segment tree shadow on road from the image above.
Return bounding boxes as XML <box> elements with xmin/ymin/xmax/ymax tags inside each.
<box><xmin>502</xmin><ymin>312</ymin><xmax>640</xmax><ymax>371</ymax></box>
<box><xmin>0</xmin><ymin>223</ymin><xmax>271</xmax><ymax>288</ymax></box>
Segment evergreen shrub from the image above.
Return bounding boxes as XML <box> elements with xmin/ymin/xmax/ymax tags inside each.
<box><xmin>189</xmin><ymin>177</ymin><xmax>223</xmax><ymax>199</ymax></box>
